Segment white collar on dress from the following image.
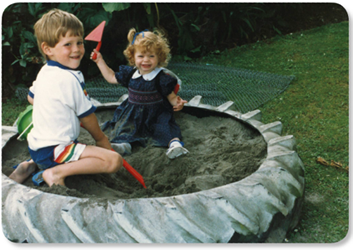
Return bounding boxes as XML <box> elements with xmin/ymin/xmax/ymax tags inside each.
<box><xmin>132</xmin><ymin>67</ymin><xmax>165</xmax><ymax>81</ymax></box>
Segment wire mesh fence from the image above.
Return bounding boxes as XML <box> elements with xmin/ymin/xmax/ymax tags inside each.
<box><xmin>15</xmin><ymin>62</ymin><xmax>295</xmax><ymax>113</ymax></box>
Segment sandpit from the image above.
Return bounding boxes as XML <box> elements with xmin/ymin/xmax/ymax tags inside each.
<box><xmin>2</xmin><ymin>108</ymin><xmax>267</xmax><ymax>200</ymax></box>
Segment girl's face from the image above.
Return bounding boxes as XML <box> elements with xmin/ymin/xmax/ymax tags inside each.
<box><xmin>134</xmin><ymin>47</ymin><xmax>159</xmax><ymax>75</ymax></box>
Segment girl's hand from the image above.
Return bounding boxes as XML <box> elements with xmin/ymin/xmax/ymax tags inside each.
<box><xmin>167</xmin><ymin>92</ymin><xmax>188</xmax><ymax>111</ymax></box>
<box><xmin>173</xmin><ymin>96</ymin><xmax>188</xmax><ymax>111</ymax></box>
<box><xmin>90</xmin><ymin>50</ymin><xmax>118</xmax><ymax>84</ymax></box>
<box><xmin>90</xmin><ymin>49</ymin><xmax>103</xmax><ymax>63</ymax></box>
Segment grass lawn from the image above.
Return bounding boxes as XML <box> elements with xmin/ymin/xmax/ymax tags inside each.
<box><xmin>202</xmin><ymin>21</ymin><xmax>349</xmax><ymax>243</ymax></box>
<box><xmin>1</xmin><ymin>21</ymin><xmax>349</xmax><ymax>243</ymax></box>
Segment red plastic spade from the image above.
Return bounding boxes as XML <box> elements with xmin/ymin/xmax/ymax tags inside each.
<box><xmin>111</xmin><ymin>148</ymin><xmax>147</xmax><ymax>189</ymax></box>
<box><xmin>122</xmin><ymin>158</ymin><xmax>147</xmax><ymax>189</ymax></box>
<box><xmin>85</xmin><ymin>21</ymin><xmax>106</xmax><ymax>60</ymax></box>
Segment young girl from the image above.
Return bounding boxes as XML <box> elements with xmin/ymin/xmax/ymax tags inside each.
<box><xmin>91</xmin><ymin>28</ymin><xmax>188</xmax><ymax>159</ymax></box>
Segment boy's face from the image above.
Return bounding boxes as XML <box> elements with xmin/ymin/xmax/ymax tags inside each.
<box><xmin>43</xmin><ymin>33</ymin><xmax>84</xmax><ymax>69</ymax></box>
<box><xmin>134</xmin><ymin>47</ymin><xmax>158</xmax><ymax>75</ymax></box>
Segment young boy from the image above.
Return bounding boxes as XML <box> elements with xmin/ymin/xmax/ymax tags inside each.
<box><xmin>9</xmin><ymin>9</ymin><xmax>122</xmax><ymax>187</ymax></box>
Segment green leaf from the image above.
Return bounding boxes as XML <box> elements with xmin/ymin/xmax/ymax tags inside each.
<box><xmin>28</xmin><ymin>3</ymin><xmax>35</xmax><ymax>16</ymax></box>
<box><xmin>143</xmin><ymin>3</ymin><xmax>152</xmax><ymax>15</ymax></box>
<box><xmin>19</xmin><ymin>43</ymin><xmax>25</xmax><ymax>55</ymax></box>
<box><xmin>191</xmin><ymin>24</ymin><xmax>200</xmax><ymax>31</ymax></box>
<box><xmin>25</xmin><ymin>42</ymin><xmax>35</xmax><ymax>49</ymax></box>
<box><xmin>11</xmin><ymin>59</ymin><xmax>19</xmax><ymax>65</ymax></box>
<box><xmin>19</xmin><ymin>59</ymin><xmax>27</xmax><ymax>67</ymax></box>
<box><xmin>146</xmin><ymin>13</ymin><xmax>154</xmax><ymax>28</ymax></box>
<box><xmin>22</xmin><ymin>31</ymin><xmax>36</xmax><ymax>44</ymax></box>
<box><xmin>7</xmin><ymin>27</ymin><xmax>13</xmax><ymax>39</ymax></box>
<box><xmin>83</xmin><ymin>9</ymin><xmax>111</xmax><ymax>28</ymax></box>
<box><xmin>57</xmin><ymin>3</ymin><xmax>78</xmax><ymax>13</ymax></box>
<box><xmin>240</xmin><ymin>17</ymin><xmax>254</xmax><ymax>32</ymax></box>
<box><xmin>191</xmin><ymin>46</ymin><xmax>201</xmax><ymax>53</ymax></box>
<box><xmin>34</xmin><ymin>3</ymin><xmax>42</xmax><ymax>14</ymax></box>
<box><xmin>222</xmin><ymin>11</ymin><xmax>227</xmax><ymax>23</ymax></box>
<box><xmin>273</xmin><ymin>25</ymin><xmax>282</xmax><ymax>35</ymax></box>
<box><xmin>102</xmin><ymin>3</ymin><xmax>130</xmax><ymax>13</ymax></box>
<box><xmin>28</xmin><ymin>3</ymin><xmax>42</xmax><ymax>17</ymax></box>
<box><xmin>183</xmin><ymin>55</ymin><xmax>192</xmax><ymax>61</ymax></box>
<box><xmin>168</xmin><ymin>8</ymin><xmax>182</xmax><ymax>30</ymax></box>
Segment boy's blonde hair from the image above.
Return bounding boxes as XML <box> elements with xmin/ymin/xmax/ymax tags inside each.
<box><xmin>34</xmin><ymin>8</ymin><xmax>84</xmax><ymax>60</ymax></box>
<box><xmin>123</xmin><ymin>28</ymin><xmax>171</xmax><ymax>67</ymax></box>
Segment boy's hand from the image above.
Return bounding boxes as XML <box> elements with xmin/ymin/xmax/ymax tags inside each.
<box><xmin>173</xmin><ymin>96</ymin><xmax>188</xmax><ymax>111</ymax></box>
<box><xmin>95</xmin><ymin>135</ymin><xmax>112</xmax><ymax>150</ymax></box>
<box><xmin>90</xmin><ymin>49</ymin><xmax>103</xmax><ymax>63</ymax></box>
<box><xmin>80</xmin><ymin>113</ymin><xmax>111</xmax><ymax>150</ymax></box>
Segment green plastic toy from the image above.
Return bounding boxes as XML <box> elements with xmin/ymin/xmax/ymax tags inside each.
<box><xmin>16</xmin><ymin>105</ymin><xmax>33</xmax><ymax>140</ymax></box>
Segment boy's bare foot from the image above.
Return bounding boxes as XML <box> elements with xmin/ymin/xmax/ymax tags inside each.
<box><xmin>42</xmin><ymin>168</ymin><xmax>66</xmax><ymax>187</ymax></box>
<box><xmin>9</xmin><ymin>160</ymin><xmax>37</xmax><ymax>183</ymax></box>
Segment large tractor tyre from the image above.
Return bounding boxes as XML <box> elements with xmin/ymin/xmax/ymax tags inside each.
<box><xmin>2</xmin><ymin>95</ymin><xmax>304</xmax><ymax>243</ymax></box>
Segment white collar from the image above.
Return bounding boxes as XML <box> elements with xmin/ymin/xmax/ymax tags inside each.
<box><xmin>132</xmin><ymin>67</ymin><xmax>165</xmax><ymax>81</ymax></box>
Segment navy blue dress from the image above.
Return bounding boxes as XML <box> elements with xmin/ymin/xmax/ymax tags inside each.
<box><xmin>102</xmin><ymin>65</ymin><xmax>182</xmax><ymax>147</ymax></box>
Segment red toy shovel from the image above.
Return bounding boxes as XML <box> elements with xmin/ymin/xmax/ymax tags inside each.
<box><xmin>85</xmin><ymin>21</ymin><xmax>106</xmax><ymax>60</ymax></box>
<box><xmin>111</xmin><ymin>149</ymin><xmax>147</xmax><ymax>189</ymax></box>
<box><xmin>122</xmin><ymin>158</ymin><xmax>147</xmax><ymax>189</ymax></box>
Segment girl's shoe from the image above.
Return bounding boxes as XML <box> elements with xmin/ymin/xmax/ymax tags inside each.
<box><xmin>111</xmin><ymin>143</ymin><xmax>132</xmax><ymax>156</ymax></box>
<box><xmin>166</xmin><ymin>141</ymin><xmax>189</xmax><ymax>159</ymax></box>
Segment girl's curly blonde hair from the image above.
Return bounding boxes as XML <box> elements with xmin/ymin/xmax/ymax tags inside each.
<box><xmin>123</xmin><ymin>28</ymin><xmax>171</xmax><ymax>67</ymax></box>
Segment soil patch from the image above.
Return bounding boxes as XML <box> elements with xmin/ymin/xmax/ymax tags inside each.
<box><xmin>2</xmin><ymin>109</ymin><xmax>267</xmax><ymax>199</ymax></box>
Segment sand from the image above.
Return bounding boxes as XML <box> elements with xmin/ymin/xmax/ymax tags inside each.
<box><xmin>2</xmin><ymin>108</ymin><xmax>267</xmax><ymax>200</ymax></box>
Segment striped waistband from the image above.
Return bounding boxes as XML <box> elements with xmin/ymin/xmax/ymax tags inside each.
<box><xmin>128</xmin><ymin>87</ymin><xmax>163</xmax><ymax>105</ymax></box>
